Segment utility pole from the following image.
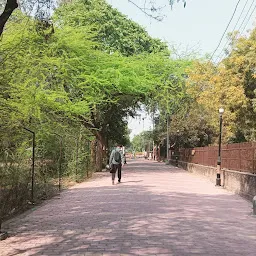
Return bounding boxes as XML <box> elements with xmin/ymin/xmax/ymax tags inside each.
<box><xmin>166</xmin><ymin>115</ymin><xmax>169</xmax><ymax>161</ymax></box>
<box><xmin>142</xmin><ymin>117</ymin><xmax>145</xmax><ymax>152</ymax></box>
<box><xmin>23</xmin><ymin>127</ymin><xmax>35</xmax><ymax>203</ymax></box>
<box><xmin>216</xmin><ymin>107</ymin><xmax>224</xmax><ymax>186</ymax></box>
<box><xmin>152</xmin><ymin>112</ymin><xmax>155</xmax><ymax>160</ymax></box>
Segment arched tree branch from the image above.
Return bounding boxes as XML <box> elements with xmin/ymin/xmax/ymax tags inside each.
<box><xmin>0</xmin><ymin>0</ymin><xmax>18</xmax><ymax>36</ymax></box>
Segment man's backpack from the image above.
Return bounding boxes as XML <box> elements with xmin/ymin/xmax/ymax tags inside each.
<box><xmin>114</xmin><ymin>150</ymin><xmax>121</xmax><ymax>163</ymax></box>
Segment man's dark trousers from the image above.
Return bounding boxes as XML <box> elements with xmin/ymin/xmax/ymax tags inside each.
<box><xmin>112</xmin><ymin>163</ymin><xmax>122</xmax><ymax>181</ymax></box>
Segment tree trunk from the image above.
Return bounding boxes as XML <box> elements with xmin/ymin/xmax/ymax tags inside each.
<box><xmin>90</xmin><ymin>140</ymin><xmax>96</xmax><ymax>172</ymax></box>
<box><xmin>95</xmin><ymin>138</ymin><xmax>103</xmax><ymax>172</ymax></box>
<box><xmin>101</xmin><ymin>137</ymin><xmax>109</xmax><ymax>167</ymax></box>
<box><xmin>94</xmin><ymin>131</ymin><xmax>107</xmax><ymax>172</ymax></box>
<box><xmin>0</xmin><ymin>0</ymin><xmax>18</xmax><ymax>36</ymax></box>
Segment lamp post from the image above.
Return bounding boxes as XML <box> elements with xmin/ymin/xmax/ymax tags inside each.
<box><xmin>166</xmin><ymin>115</ymin><xmax>170</xmax><ymax>161</ymax></box>
<box><xmin>142</xmin><ymin>117</ymin><xmax>145</xmax><ymax>153</ymax></box>
<box><xmin>216</xmin><ymin>107</ymin><xmax>224</xmax><ymax>186</ymax></box>
<box><xmin>175</xmin><ymin>130</ymin><xmax>180</xmax><ymax>167</ymax></box>
<box><xmin>152</xmin><ymin>111</ymin><xmax>154</xmax><ymax>160</ymax></box>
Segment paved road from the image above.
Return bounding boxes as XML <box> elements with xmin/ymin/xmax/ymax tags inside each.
<box><xmin>1</xmin><ymin>160</ymin><xmax>256</xmax><ymax>256</ymax></box>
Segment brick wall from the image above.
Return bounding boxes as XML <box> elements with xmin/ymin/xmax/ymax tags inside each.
<box><xmin>175</xmin><ymin>142</ymin><xmax>256</xmax><ymax>174</ymax></box>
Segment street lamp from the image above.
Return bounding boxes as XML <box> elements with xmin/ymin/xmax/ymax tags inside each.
<box><xmin>216</xmin><ymin>107</ymin><xmax>224</xmax><ymax>186</ymax></box>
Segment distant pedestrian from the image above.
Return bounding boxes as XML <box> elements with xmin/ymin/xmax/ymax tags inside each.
<box><xmin>109</xmin><ymin>144</ymin><xmax>124</xmax><ymax>185</ymax></box>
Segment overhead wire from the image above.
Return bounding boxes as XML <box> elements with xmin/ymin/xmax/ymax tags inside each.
<box><xmin>239</xmin><ymin>2</ymin><xmax>256</xmax><ymax>35</ymax></box>
<box><xmin>216</xmin><ymin>0</ymin><xmax>256</xmax><ymax>63</ymax></box>
<box><xmin>214</xmin><ymin>0</ymin><xmax>251</xmax><ymax>63</ymax></box>
<box><xmin>236</xmin><ymin>0</ymin><xmax>255</xmax><ymax>34</ymax></box>
<box><xmin>209</xmin><ymin>0</ymin><xmax>242</xmax><ymax>62</ymax></box>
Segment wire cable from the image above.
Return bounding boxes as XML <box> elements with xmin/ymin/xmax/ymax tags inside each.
<box><xmin>236</xmin><ymin>0</ymin><xmax>255</xmax><ymax>33</ymax></box>
<box><xmin>214</xmin><ymin>0</ymin><xmax>251</xmax><ymax>63</ymax></box>
<box><xmin>216</xmin><ymin>1</ymin><xmax>256</xmax><ymax>63</ymax></box>
<box><xmin>239</xmin><ymin>2</ymin><xmax>256</xmax><ymax>35</ymax></box>
<box><xmin>210</xmin><ymin>0</ymin><xmax>242</xmax><ymax>61</ymax></box>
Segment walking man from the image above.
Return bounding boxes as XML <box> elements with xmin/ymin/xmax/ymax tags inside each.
<box><xmin>109</xmin><ymin>144</ymin><xmax>124</xmax><ymax>185</ymax></box>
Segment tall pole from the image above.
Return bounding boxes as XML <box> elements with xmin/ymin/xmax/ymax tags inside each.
<box><xmin>166</xmin><ymin>83</ymin><xmax>171</xmax><ymax>162</ymax></box>
<box><xmin>166</xmin><ymin>115</ymin><xmax>169</xmax><ymax>160</ymax></box>
<box><xmin>152</xmin><ymin>112</ymin><xmax>154</xmax><ymax>160</ymax></box>
<box><xmin>218</xmin><ymin>114</ymin><xmax>223</xmax><ymax>165</ymax></box>
<box><xmin>32</xmin><ymin>132</ymin><xmax>35</xmax><ymax>201</ymax></box>
<box><xmin>142</xmin><ymin>117</ymin><xmax>145</xmax><ymax>152</ymax></box>
<box><xmin>87</xmin><ymin>140</ymin><xmax>90</xmax><ymax>178</ymax></box>
<box><xmin>75</xmin><ymin>138</ymin><xmax>78</xmax><ymax>182</ymax></box>
<box><xmin>175</xmin><ymin>130</ymin><xmax>180</xmax><ymax>167</ymax></box>
<box><xmin>54</xmin><ymin>133</ymin><xmax>63</xmax><ymax>191</ymax></box>
<box><xmin>59</xmin><ymin>138</ymin><xmax>62</xmax><ymax>191</ymax></box>
<box><xmin>216</xmin><ymin>107</ymin><xmax>224</xmax><ymax>186</ymax></box>
<box><xmin>23</xmin><ymin>127</ymin><xmax>35</xmax><ymax>203</ymax></box>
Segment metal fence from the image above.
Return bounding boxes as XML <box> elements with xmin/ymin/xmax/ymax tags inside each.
<box><xmin>177</xmin><ymin>142</ymin><xmax>256</xmax><ymax>174</ymax></box>
<box><xmin>0</xmin><ymin>132</ymin><xmax>92</xmax><ymax>229</ymax></box>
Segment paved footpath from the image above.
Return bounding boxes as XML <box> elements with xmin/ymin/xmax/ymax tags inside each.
<box><xmin>1</xmin><ymin>160</ymin><xmax>256</xmax><ymax>256</ymax></box>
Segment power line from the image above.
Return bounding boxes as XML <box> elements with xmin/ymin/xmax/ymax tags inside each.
<box><xmin>214</xmin><ymin>0</ymin><xmax>251</xmax><ymax>63</ymax></box>
<box><xmin>232</xmin><ymin>0</ymin><xmax>251</xmax><ymax>33</ymax></box>
<box><xmin>236</xmin><ymin>0</ymin><xmax>255</xmax><ymax>33</ymax></box>
<box><xmin>239</xmin><ymin>2</ymin><xmax>256</xmax><ymax>35</ymax></box>
<box><xmin>216</xmin><ymin>0</ymin><xmax>256</xmax><ymax>63</ymax></box>
<box><xmin>210</xmin><ymin>0</ymin><xmax>242</xmax><ymax>61</ymax></box>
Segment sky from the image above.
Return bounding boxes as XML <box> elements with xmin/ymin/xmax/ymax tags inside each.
<box><xmin>106</xmin><ymin>0</ymin><xmax>256</xmax><ymax>139</ymax></box>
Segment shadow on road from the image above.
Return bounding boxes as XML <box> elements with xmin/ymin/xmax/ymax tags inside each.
<box><xmin>117</xmin><ymin>180</ymin><xmax>143</xmax><ymax>184</ymax></box>
<box><xmin>1</xmin><ymin>175</ymin><xmax>256</xmax><ymax>256</ymax></box>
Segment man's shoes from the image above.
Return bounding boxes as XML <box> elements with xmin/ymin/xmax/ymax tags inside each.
<box><xmin>118</xmin><ymin>180</ymin><xmax>121</xmax><ymax>183</ymax></box>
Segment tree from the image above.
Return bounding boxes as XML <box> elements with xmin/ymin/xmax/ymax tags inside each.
<box><xmin>131</xmin><ymin>131</ymin><xmax>153</xmax><ymax>152</ymax></box>
<box><xmin>127</xmin><ymin>0</ymin><xmax>186</xmax><ymax>21</ymax></box>
<box><xmin>0</xmin><ymin>0</ymin><xmax>18</xmax><ymax>35</ymax></box>
<box><xmin>183</xmin><ymin>60</ymin><xmax>247</xmax><ymax>144</ymax></box>
<box><xmin>54</xmin><ymin>0</ymin><xmax>175</xmax><ymax>170</ymax></box>
<box><xmin>177</xmin><ymin>26</ymin><xmax>256</xmax><ymax>146</ymax></box>
<box><xmin>54</xmin><ymin>0</ymin><xmax>169</xmax><ymax>56</ymax></box>
<box><xmin>0</xmin><ymin>0</ymin><xmax>186</xmax><ymax>37</ymax></box>
<box><xmin>0</xmin><ymin>0</ymin><xmax>189</xmax><ymax>221</ymax></box>
<box><xmin>221</xmin><ymin>28</ymin><xmax>256</xmax><ymax>141</ymax></box>
<box><xmin>1</xmin><ymin>0</ymin><xmax>191</xmax><ymax>176</ymax></box>
<box><xmin>0</xmin><ymin>5</ymin><xmax>175</xmax><ymax>172</ymax></box>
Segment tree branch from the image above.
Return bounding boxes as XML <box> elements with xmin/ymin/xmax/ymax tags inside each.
<box><xmin>127</xmin><ymin>0</ymin><xmax>187</xmax><ymax>21</ymax></box>
<box><xmin>0</xmin><ymin>0</ymin><xmax>18</xmax><ymax>36</ymax></box>
<box><xmin>128</xmin><ymin>0</ymin><xmax>164</xmax><ymax>21</ymax></box>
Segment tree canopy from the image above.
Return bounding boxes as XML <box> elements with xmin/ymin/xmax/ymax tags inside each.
<box><xmin>1</xmin><ymin>0</ymin><xmax>191</xmax><ymax>178</ymax></box>
<box><xmin>0</xmin><ymin>0</ymin><xmax>186</xmax><ymax>37</ymax></box>
<box><xmin>162</xmin><ymin>27</ymin><xmax>256</xmax><ymax>147</ymax></box>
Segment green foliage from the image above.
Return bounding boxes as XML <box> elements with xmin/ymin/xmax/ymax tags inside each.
<box><xmin>222</xmin><ymin>28</ymin><xmax>256</xmax><ymax>141</ymax></box>
<box><xmin>0</xmin><ymin>0</ymin><xmax>193</xmax><ymax>225</ymax></box>
<box><xmin>53</xmin><ymin>0</ymin><xmax>179</xmax><ymax>151</ymax></box>
<box><xmin>132</xmin><ymin>130</ymin><xmax>154</xmax><ymax>152</ymax></box>
<box><xmin>168</xmin><ymin>27</ymin><xmax>256</xmax><ymax>147</ymax></box>
<box><xmin>0</xmin><ymin>2</ymin><xmax>175</xmax><ymax>181</ymax></box>
<box><xmin>55</xmin><ymin>0</ymin><xmax>169</xmax><ymax>56</ymax></box>
<box><xmin>0</xmin><ymin>0</ymin><xmax>193</xmax><ymax>222</ymax></box>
